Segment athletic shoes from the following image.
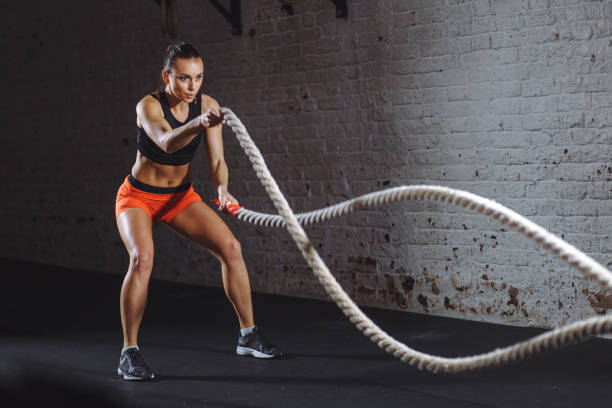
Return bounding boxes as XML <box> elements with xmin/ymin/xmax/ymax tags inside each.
<box><xmin>236</xmin><ymin>327</ymin><xmax>283</xmax><ymax>359</ymax></box>
<box><xmin>117</xmin><ymin>347</ymin><xmax>155</xmax><ymax>381</ymax></box>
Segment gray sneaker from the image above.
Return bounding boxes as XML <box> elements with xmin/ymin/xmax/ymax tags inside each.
<box><xmin>236</xmin><ymin>327</ymin><xmax>283</xmax><ymax>358</ymax></box>
<box><xmin>117</xmin><ymin>347</ymin><xmax>155</xmax><ymax>381</ymax></box>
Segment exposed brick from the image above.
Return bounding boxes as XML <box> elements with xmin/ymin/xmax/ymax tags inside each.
<box><xmin>3</xmin><ymin>0</ymin><xmax>611</xmax><ymax>332</ymax></box>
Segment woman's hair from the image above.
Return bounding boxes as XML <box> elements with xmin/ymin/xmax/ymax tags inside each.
<box><xmin>161</xmin><ymin>42</ymin><xmax>202</xmax><ymax>73</ymax></box>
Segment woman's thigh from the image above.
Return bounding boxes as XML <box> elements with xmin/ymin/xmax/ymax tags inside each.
<box><xmin>116</xmin><ymin>208</ymin><xmax>154</xmax><ymax>259</ymax></box>
<box><xmin>166</xmin><ymin>201</ymin><xmax>237</xmax><ymax>259</ymax></box>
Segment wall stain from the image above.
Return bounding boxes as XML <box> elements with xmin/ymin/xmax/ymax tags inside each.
<box><xmin>443</xmin><ymin>296</ymin><xmax>455</xmax><ymax>310</ymax></box>
<box><xmin>403</xmin><ymin>276</ymin><xmax>415</xmax><ymax>292</ymax></box>
<box><xmin>508</xmin><ymin>286</ymin><xmax>519</xmax><ymax>307</ymax></box>
<box><xmin>394</xmin><ymin>291</ymin><xmax>408</xmax><ymax>309</ymax></box>
<box><xmin>383</xmin><ymin>273</ymin><xmax>395</xmax><ymax>290</ymax></box>
<box><xmin>478</xmin><ymin>302</ymin><xmax>493</xmax><ymax>314</ymax></box>
<box><xmin>417</xmin><ymin>294</ymin><xmax>429</xmax><ymax>311</ymax></box>
<box><xmin>582</xmin><ymin>287</ymin><xmax>612</xmax><ymax>315</ymax></box>
<box><xmin>347</xmin><ymin>256</ymin><xmax>377</xmax><ymax>267</ymax></box>
<box><xmin>431</xmin><ymin>280</ymin><xmax>440</xmax><ymax>295</ymax></box>
<box><xmin>450</xmin><ymin>275</ymin><xmax>471</xmax><ymax>292</ymax></box>
<box><xmin>357</xmin><ymin>286</ymin><xmax>376</xmax><ymax>298</ymax></box>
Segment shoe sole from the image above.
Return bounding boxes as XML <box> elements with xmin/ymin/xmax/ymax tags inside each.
<box><xmin>117</xmin><ymin>367</ymin><xmax>155</xmax><ymax>381</ymax></box>
<box><xmin>236</xmin><ymin>346</ymin><xmax>281</xmax><ymax>359</ymax></box>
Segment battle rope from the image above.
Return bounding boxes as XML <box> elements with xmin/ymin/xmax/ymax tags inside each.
<box><xmin>220</xmin><ymin>107</ymin><xmax>612</xmax><ymax>373</ymax></box>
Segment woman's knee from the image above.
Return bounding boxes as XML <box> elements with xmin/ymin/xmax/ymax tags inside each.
<box><xmin>129</xmin><ymin>247</ymin><xmax>154</xmax><ymax>277</ymax></box>
<box><xmin>221</xmin><ymin>238</ymin><xmax>242</xmax><ymax>263</ymax></box>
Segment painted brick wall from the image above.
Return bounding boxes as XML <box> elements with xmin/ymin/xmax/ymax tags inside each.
<box><xmin>2</xmin><ymin>0</ymin><xmax>611</xmax><ymax>329</ymax></box>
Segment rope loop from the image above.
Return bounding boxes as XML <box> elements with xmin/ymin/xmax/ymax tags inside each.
<box><xmin>220</xmin><ymin>107</ymin><xmax>612</xmax><ymax>373</ymax></box>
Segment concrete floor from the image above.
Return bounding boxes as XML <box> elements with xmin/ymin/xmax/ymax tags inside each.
<box><xmin>1</xmin><ymin>258</ymin><xmax>611</xmax><ymax>407</ymax></box>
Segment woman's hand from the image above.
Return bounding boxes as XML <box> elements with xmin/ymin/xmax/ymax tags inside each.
<box><xmin>200</xmin><ymin>108</ymin><xmax>225</xmax><ymax>128</ymax></box>
<box><xmin>217</xmin><ymin>186</ymin><xmax>239</xmax><ymax>212</ymax></box>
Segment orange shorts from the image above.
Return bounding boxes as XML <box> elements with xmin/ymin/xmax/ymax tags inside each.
<box><xmin>115</xmin><ymin>175</ymin><xmax>203</xmax><ymax>223</ymax></box>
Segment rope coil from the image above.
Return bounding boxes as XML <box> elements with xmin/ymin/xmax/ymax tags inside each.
<box><xmin>221</xmin><ymin>107</ymin><xmax>612</xmax><ymax>373</ymax></box>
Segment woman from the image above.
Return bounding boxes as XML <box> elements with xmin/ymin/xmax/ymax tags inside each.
<box><xmin>115</xmin><ymin>43</ymin><xmax>282</xmax><ymax>381</ymax></box>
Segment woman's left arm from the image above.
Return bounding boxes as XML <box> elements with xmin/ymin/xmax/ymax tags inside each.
<box><xmin>203</xmin><ymin>96</ymin><xmax>237</xmax><ymax>211</ymax></box>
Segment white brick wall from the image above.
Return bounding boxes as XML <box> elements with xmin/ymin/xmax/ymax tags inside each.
<box><xmin>2</xmin><ymin>0</ymin><xmax>611</xmax><ymax>329</ymax></box>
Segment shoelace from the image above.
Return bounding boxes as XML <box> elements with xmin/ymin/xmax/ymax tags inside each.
<box><xmin>127</xmin><ymin>349</ymin><xmax>148</xmax><ymax>368</ymax></box>
<box><xmin>254</xmin><ymin>330</ymin><xmax>278</xmax><ymax>353</ymax></box>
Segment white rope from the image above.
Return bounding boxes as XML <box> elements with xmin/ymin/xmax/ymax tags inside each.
<box><xmin>221</xmin><ymin>107</ymin><xmax>612</xmax><ymax>373</ymax></box>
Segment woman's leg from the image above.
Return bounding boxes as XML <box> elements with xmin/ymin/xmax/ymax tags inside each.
<box><xmin>167</xmin><ymin>201</ymin><xmax>254</xmax><ymax>329</ymax></box>
<box><xmin>116</xmin><ymin>208</ymin><xmax>155</xmax><ymax>347</ymax></box>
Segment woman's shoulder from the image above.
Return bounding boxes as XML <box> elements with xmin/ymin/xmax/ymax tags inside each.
<box><xmin>138</xmin><ymin>90</ymin><xmax>163</xmax><ymax>106</ymax></box>
<box><xmin>136</xmin><ymin>92</ymin><xmax>163</xmax><ymax>117</ymax></box>
<box><xmin>200</xmin><ymin>93</ymin><xmax>220</xmax><ymax>110</ymax></box>
<box><xmin>138</xmin><ymin>90</ymin><xmax>162</xmax><ymax>104</ymax></box>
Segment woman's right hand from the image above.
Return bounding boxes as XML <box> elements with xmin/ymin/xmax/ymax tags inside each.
<box><xmin>199</xmin><ymin>108</ymin><xmax>225</xmax><ymax>128</ymax></box>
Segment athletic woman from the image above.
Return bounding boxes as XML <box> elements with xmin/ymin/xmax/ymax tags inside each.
<box><xmin>115</xmin><ymin>43</ymin><xmax>282</xmax><ymax>381</ymax></box>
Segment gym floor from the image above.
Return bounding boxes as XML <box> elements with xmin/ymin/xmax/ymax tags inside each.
<box><xmin>1</xmin><ymin>258</ymin><xmax>610</xmax><ymax>407</ymax></box>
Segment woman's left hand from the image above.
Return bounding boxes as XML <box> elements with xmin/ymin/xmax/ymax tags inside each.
<box><xmin>217</xmin><ymin>186</ymin><xmax>239</xmax><ymax>211</ymax></box>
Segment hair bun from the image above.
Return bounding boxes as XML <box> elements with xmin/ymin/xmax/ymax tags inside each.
<box><xmin>161</xmin><ymin>43</ymin><xmax>202</xmax><ymax>72</ymax></box>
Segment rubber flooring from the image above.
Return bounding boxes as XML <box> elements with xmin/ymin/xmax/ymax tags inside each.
<box><xmin>1</xmin><ymin>258</ymin><xmax>610</xmax><ymax>407</ymax></box>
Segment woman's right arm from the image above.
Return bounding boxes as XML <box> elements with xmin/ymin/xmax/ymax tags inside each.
<box><xmin>136</xmin><ymin>96</ymin><xmax>214</xmax><ymax>153</ymax></box>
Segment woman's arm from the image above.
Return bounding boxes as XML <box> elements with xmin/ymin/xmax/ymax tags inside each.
<box><xmin>136</xmin><ymin>95</ymin><xmax>218</xmax><ymax>153</ymax></box>
<box><xmin>203</xmin><ymin>96</ymin><xmax>237</xmax><ymax>209</ymax></box>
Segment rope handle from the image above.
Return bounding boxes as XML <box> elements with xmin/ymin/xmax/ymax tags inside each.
<box><xmin>210</xmin><ymin>199</ymin><xmax>243</xmax><ymax>216</ymax></box>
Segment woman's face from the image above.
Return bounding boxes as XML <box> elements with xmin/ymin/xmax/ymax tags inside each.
<box><xmin>163</xmin><ymin>57</ymin><xmax>204</xmax><ymax>102</ymax></box>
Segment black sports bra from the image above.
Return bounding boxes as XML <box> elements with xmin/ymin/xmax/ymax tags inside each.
<box><xmin>136</xmin><ymin>90</ymin><xmax>202</xmax><ymax>165</ymax></box>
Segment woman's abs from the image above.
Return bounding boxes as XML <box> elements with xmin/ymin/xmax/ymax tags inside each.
<box><xmin>131</xmin><ymin>151</ymin><xmax>193</xmax><ymax>187</ymax></box>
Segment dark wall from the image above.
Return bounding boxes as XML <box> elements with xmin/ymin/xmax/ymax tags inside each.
<box><xmin>3</xmin><ymin>1</ymin><xmax>612</xmax><ymax>328</ymax></box>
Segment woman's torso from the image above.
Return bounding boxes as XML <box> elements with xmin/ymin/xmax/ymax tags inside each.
<box><xmin>132</xmin><ymin>90</ymin><xmax>203</xmax><ymax>187</ymax></box>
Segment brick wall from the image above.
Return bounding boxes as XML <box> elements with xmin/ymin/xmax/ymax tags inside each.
<box><xmin>2</xmin><ymin>0</ymin><xmax>611</xmax><ymax>329</ymax></box>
